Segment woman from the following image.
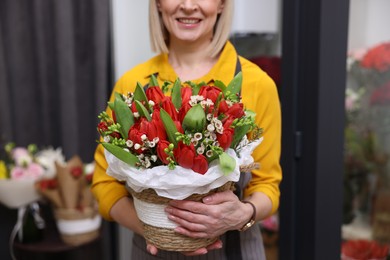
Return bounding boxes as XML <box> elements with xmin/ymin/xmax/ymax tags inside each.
<box><xmin>92</xmin><ymin>0</ymin><xmax>282</xmax><ymax>259</ymax></box>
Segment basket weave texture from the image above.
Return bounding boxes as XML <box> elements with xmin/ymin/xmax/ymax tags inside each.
<box><xmin>128</xmin><ymin>181</ymin><xmax>235</xmax><ymax>251</ymax></box>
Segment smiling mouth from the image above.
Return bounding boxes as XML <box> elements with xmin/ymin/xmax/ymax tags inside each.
<box><xmin>177</xmin><ymin>18</ymin><xmax>201</xmax><ymax>24</ymax></box>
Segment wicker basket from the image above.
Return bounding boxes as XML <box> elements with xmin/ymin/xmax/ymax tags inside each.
<box><xmin>128</xmin><ymin>181</ymin><xmax>235</xmax><ymax>251</ymax></box>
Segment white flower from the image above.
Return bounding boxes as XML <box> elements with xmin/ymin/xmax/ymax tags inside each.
<box><xmin>197</xmin><ymin>147</ymin><xmax>205</xmax><ymax>154</ymax></box>
<box><xmin>84</xmin><ymin>162</ymin><xmax>95</xmax><ymax>175</ymax></box>
<box><xmin>194</xmin><ymin>133</ymin><xmax>203</xmax><ymax>140</ymax></box>
<box><xmin>35</xmin><ymin>147</ymin><xmax>66</xmax><ymax>178</ymax></box>
<box><xmin>104</xmin><ymin>136</ymin><xmax>111</xmax><ymax>143</ymax></box>
<box><xmin>126</xmin><ymin>140</ymin><xmax>134</xmax><ymax>148</ymax></box>
<box><xmin>207</xmin><ymin>124</ymin><xmax>215</xmax><ymax>132</ymax></box>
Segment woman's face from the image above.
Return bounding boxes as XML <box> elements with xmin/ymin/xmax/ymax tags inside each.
<box><xmin>157</xmin><ymin>0</ymin><xmax>224</xmax><ymax>45</ymax></box>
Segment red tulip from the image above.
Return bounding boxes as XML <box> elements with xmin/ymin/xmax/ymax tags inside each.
<box><xmin>191</xmin><ymin>154</ymin><xmax>208</xmax><ymax>174</ymax></box>
<box><xmin>156</xmin><ymin>140</ymin><xmax>171</xmax><ymax>164</ymax></box>
<box><xmin>171</xmin><ymin>121</ymin><xmax>182</xmax><ymax>134</ymax></box>
<box><xmin>223</xmin><ymin>117</ymin><xmax>235</xmax><ymax>129</ymax></box>
<box><xmin>178</xmin><ymin>102</ymin><xmax>192</xmax><ymax>123</ymax></box>
<box><xmin>151</xmin><ymin>109</ymin><xmax>167</xmax><ymax>141</ymax></box>
<box><xmin>128</xmin><ymin>125</ymin><xmax>145</xmax><ymax>154</ymax></box>
<box><xmin>217</xmin><ymin>127</ymin><xmax>234</xmax><ymax>150</ymax></box>
<box><xmin>174</xmin><ymin>142</ymin><xmax>195</xmax><ymax>169</ymax></box>
<box><xmin>146</xmin><ymin>86</ymin><xmax>165</xmax><ymax>105</ymax></box>
<box><xmin>139</xmin><ymin>118</ymin><xmax>158</xmax><ymax>140</ymax></box>
<box><xmin>131</xmin><ymin>102</ymin><xmax>138</xmax><ymax>113</ymax></box>
<box><xmin>161</xmin><ymin>97</ymin><xmax>178</xmax><ymax>121</ymax></box>
<box><xmin>218</xmin><ymin>100</ymin><xmax>229</xmax><ymax>114</ymax></box>
<box><xmin>181</xmin><ymin>87</ymin><xmax>192</xmax><ymax>106</ymax></box>
<box><xmin>198</xmin><ymin>85</ymin><xmax>222</xmax><ymax>103</ymax></box>
<box><xmin>226</xmin><ymin>103</ymin><xmax>245</xmax><ymax>119</ymax></box>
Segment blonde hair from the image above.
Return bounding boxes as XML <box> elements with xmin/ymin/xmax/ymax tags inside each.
<box><xmin>149</xmin><ymin>0</ymin><xmax>233</xmax><ymax>57</ymax></box>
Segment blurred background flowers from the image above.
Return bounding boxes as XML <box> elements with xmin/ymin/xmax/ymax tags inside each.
<box><xmin>343</xmin><ymin>41</ymin><xmax>390</xmax><ymax>247</ymax></box>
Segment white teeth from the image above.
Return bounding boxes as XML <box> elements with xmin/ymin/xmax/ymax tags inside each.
<box><xmin>178</xmin><ymin>18</ymin><xmax>199</xmax><ymax>24</ymax></box>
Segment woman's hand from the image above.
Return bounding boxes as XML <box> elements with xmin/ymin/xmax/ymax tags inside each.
<box><xmin>146</xmin><ymin>239</ymin><xmax>223</xmax><ymax>256</ymax></box>
<box><xmin>164</xmin><ymin>190</ymin><xmax>254</xmax><ymax>239</ymax></box>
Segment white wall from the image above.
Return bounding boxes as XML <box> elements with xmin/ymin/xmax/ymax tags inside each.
<box><xmin>111</xmin><ymin>1</ymin><xmax>282</xmax><ymax>83</ymax></box>
<box><xmin>348</xmin><ymin>0</ymin><xmax>390</xmax><ymax>51</ymax></box>
<box><xmin>111</xmin><ymin>0</ymin><xmax>154</xmax><ymax>81</ymax></box>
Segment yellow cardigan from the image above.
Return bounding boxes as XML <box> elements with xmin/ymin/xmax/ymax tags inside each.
<box><xmin>92</xmin><ymin>42</ymin><xmax>282</xmax><ymax>220</ymax></box>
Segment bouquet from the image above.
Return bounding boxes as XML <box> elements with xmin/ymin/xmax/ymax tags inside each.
<box><xmin>35</xmin><ymin>156</ymin><xmax>101</xmax><ymax>246</ymax></box>
<box><xmin>97</xmin><ymin>73</ymin><xmax>263</xmax><ymax>251</ymax></box>
<box><xmin>341</xmin><ymin>240</ymin><xmax>389</xmax><ymax>260</ymax></box>
<box><xmin>0</xmin><ymin>143</ymin><xmax>65</xmax><ymax>252</ymax></box>
<box><xmin>0</xmin><ymin>143</ymin><xmax>48</xmax><ymax>208</ymax></box>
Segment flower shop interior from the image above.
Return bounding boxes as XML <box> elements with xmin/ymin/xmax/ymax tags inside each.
<box><xmin>1</xmin><ymin>0</ymin><xmax>390</xmax><ymax>259</ymax></box>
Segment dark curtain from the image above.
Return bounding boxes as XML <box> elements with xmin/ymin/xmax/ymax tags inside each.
<box><xmin>0</xmin><ymin>0</ymin><xmax>111</xmax><ymax>162</ymax></box>
<box><xmin>0</xmin><ymin>0</ymin><xmax>113</xmax><ymax>259</ymax></box>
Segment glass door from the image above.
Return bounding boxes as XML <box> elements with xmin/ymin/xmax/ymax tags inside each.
<box><xmin>342</xmin><ymin>0</ymin><xmax>390</xmax><ymax>258</ymax></box>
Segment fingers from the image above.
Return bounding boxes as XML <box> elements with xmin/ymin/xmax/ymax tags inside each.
<box><xmin>181</xmin><ymin>239</ymin><xmax>223</xmax><ymax>256</ymax></box>
<box><xmin>146</xmin><ymin>244</ymin><xmax>158</xmax><ymax>255</ymax></box>
<box><xmin>202</xmin><ymin>190</ymin><xmax>236</xmax><ymax>205</ymax></box>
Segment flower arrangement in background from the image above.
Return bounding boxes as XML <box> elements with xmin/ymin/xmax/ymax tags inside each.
<box><xmin>343</xmin><ymin>86</ymin><xmax>387</xmax><ymax>224</ymax></box>
<box><xmin>344</xmin><ymin>42</ymin><xmax>390</xmax><ymax>225</ymax></box>
<box><xmin>349</xmin><ymin>41</ymin><xmax>390</xmax><ymax>92</ymax></box>
<box><xmin>369</xmin><ymin>80</ymin><xmax>390</xmax><ymax>106</ymax></box>
<box><xmin>0</xmin><ymin>143</ymin><xmax>44</xmax><ymax>181</ymax></box>
<box><xmin>97</xmin><ymin>73</ymin><xmax>263</xmax><ymax>251</ymax></box>
<box><xmin>0</xmin><ymin>143</ymin><xmax>66</xmax><ymax>209</ymax></box>
<box><xmin>35</xmin><ymin>156</ymin><xmax>100</xmax><ymax>246</ymax></box>
<box><xmin>341</xmin><ymin>239</ymin><xmax>389</xmax><ymax>260</ymax></box>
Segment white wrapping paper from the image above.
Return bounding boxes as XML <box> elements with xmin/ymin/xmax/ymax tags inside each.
<box><xmin>0</xmin><ymin>179</ymin><xmax>41</xmax><ymax>208</ymax></box>
<box><xmin>105</xmin><ymin>138</ymin><xmax>262</xmax><ymax>200</ymax></box>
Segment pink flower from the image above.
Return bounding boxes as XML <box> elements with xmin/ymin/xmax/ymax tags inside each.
<box><xmin>26</xmin><ymin>163</ymin><xmax>44</xmax><ymax>179</ymax></box>
<box><xmin>10</xmin><ymin>167</ymin><xmax>26</xmax><ymax>180</ymax></box>
<box><xmin>12</xmin><ymin>148</ymin><xmax>32</xmax><ymax>166</ymax></box>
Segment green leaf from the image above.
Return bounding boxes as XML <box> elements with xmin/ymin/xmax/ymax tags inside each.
<box><xmin>224</xmin><ymin>72</ymin><xmax>242</xmax><ymax>101</ymax></box>
<box><xmin>182</xmin><ymin>104</ymin><xmax>206</xmax><ymax>132</ymax></box>
<box><xmin>184</xmin><ymin>81</ymin><xmax>201</xmax><ymax>95</ymax></box>
<box><xmin>107</xmin><ymin>101</ymin><xmax>114</xmax><ymax>111</ymax></box>
<box><xmin>102</xmin><ymin>143</ymin><xmax>139</xmax><ymax>166</ymax></box>
<box><xmin>160</xmin><ymin>109</ymin><xmax>179</xmax><ymax>146</ymax></box>
<box><xmin>214</xmin><ymin>80</ymin><xmax>227</xmax><ymax>92</ymax></box>
<box><xmin>135</xmin><ymin>100</ymin><xmax>152</xmax><ymax>121</ymax></box>
<box><xmin>134</xmin><ymin>82</ymin><xmax>149</xmax><ymax>108</ymax></box>
<box><xmin>245</xmin><ymin>109</ymin><xmax>256</xmax><ymax>120</ymax></box>
<box><xmin>171</xmin><ymin>78</ymin><xmax>182</xmax><ymax>110</ymax></box>
<box><xmin>114</xmin><ymin>98</ymin><xmax>134</xmax><ymax>139</ymax></box>
<box><xmin>230</xmin><ymin>125</ymin><xmax>250</xmax><ymax>149</ymax></box>
<box><xmin>149</xmin><ymin>74</ymin><xmax>159</xmax><ymax>87</ymax></box>
<box><xmin>219</xmin><ymin>152</ymin><xmax>236</xmax><ymax>175</ymax></box>
<box><xmin>114</xmin><ymin>92</ymin><xmax>124</xmax><ymax>101</ymax></box>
